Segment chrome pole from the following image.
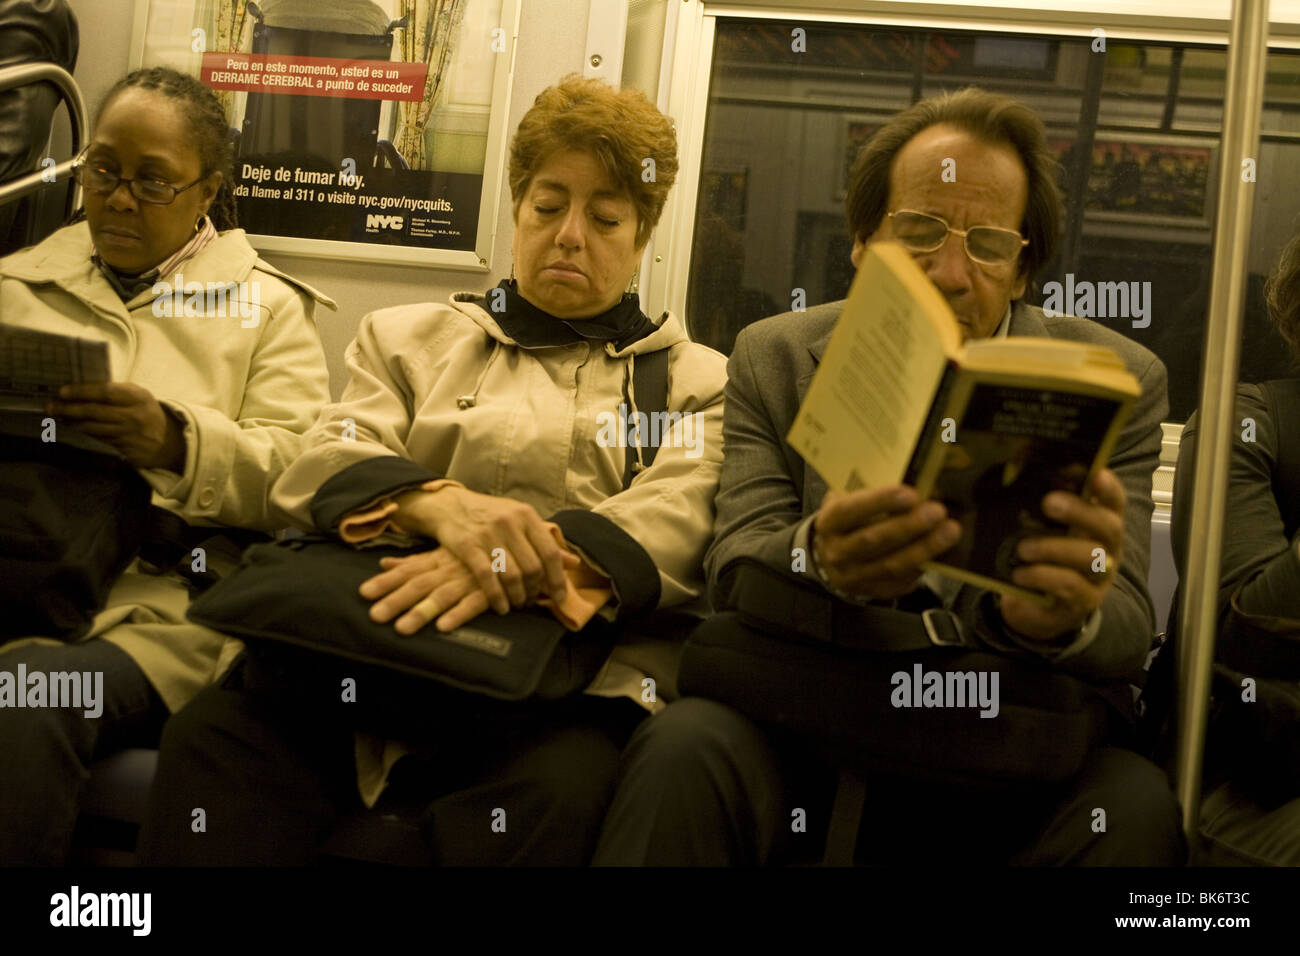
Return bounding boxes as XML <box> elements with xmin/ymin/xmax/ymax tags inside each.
<box><xmin>0</xmin><ymin>63</ymin><xmax>87</xmax><ymax>212</ymax></box>
<box><xmin>1174</xmin><ymin>0</ymin><xmax>1270</xmax><ymax>843</ymax></box>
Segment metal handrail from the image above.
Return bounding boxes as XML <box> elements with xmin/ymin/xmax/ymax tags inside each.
<box><xmin>0</xmin><ymin>62</ymin><xmax>87</xmax><ymax>214</ymax></box>
<box><xmin>1174</xmin><ymin>0</ymin><xmax>1270</xmax><ymax>844</ymax></box>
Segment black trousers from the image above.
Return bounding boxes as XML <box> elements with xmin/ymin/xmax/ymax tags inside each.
<box><xmin>592</xmin><ymin>697</ymin><xmax>1188</xmax><ymax>866</ymax></box>
<box><xmin>0</xmin><ymin>639</ymin><xmax>167</xmax><ymax>866</ymax></box>
<box><xmin>138</xmin><ymin>654</ymin><xmax>646</xmax><ymax>866</ymax></box>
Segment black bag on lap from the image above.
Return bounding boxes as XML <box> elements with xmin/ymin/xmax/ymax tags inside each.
<box><xmin>0</xmin><ymin>412</ymin><xmax>152</xmax><ymax>640</ymax></box>
<box><xmin>186</xmin><ymin>534</ymin><xmax>614</xmax><ymax>734</ymax></box>
<box><xmin>185</xmin><ymin>348</ymin><xmax>676</xmax><ymax>728</ymax></box>
<box><xmin>679</xmin><ymin>557</ymin><xmax>1129</xmax><ymax>788</ymax></box>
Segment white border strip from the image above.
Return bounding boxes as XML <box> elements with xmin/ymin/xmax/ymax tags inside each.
<box><xmin>645</xmin><ymin>1</ymin><xmax>713</xmax><ymax>323</ymax></box>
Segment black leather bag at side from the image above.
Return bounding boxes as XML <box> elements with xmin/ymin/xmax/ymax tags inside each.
<box><xmin>679</xmin><ymin>558</ymin><xmax>1122</xmax><ymax>786</ymax></box>
<box><xmin>0</xmin><ymin>413</ymin><xmax>152</xmax><ymax>640</ymax></box>
<box><xmin>187</xmin><ymin>534</ymin><xmax>612</xmax><ymax>703</ymax></box>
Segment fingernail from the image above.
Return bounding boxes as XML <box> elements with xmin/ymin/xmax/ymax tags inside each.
<box><xmin>1043</xmin><ymin>494</ymin><xmax>1067</xmax><ymax>518</ymax></box>
<box><xmin>894</xmin><ymin>489</ymin><xmax>913</xmax><ymax>509</ymax></box>
<box><xmin>921</xmin><ymin>502</ymin><xmax>945</xmax><ymax>523</ymax></box>
<box><xmin>941</xmin><ymin>522</ymin><xmax>961</xmax><ymax>545</ymax></box>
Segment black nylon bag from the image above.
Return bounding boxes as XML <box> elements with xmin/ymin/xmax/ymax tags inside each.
<box><xmin>679</xmin><ymin>559</ymin><xmax>1120</xmax><ymax>787</ymax></box>
<box><xmin>0</xmin><ymin>417</ymin><xmax>152</xmax><ymax>640</ymax></box>
<box><xmin>186</xmin><ymin>535</ymin><xmax>612</xmax><ymax>706</ymax></box>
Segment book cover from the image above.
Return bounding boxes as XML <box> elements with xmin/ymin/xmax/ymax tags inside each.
<box><xmin>788</xmin><ymin>241</ymin><xmax>1139</xmax><ymax>603</ymax></box>
<box><xmin>909</xmin><ymin>380</ymin><xmax>1131</xmax><ymax>601</ymax></box>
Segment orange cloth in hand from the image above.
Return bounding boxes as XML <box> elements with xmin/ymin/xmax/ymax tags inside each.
<box><xmin>337</xmin><ymin>478</ymin><xmax>461</xmax><ymax>543</ymax></box>
<box><xmin>338</xmin><ymin>481</ymin><xmax>613</xmax><ymax>629</ymax></box>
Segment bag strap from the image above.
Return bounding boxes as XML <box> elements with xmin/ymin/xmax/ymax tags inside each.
<box><xmin>730</xmin><ymin>557</ymin><xmax>970</xmax><ymax>653</ymax></box>
<box><xmin>1259</xmin><ymin>379</ymin><xmax>1300</xmax><ymax>538</ymax></box>
<box><xmin>620</xmin><ymin>346</ymin><xmax>671</xmax><ymax>491</ymax></box>
<box><xmin>138</xmin><ymin>506</ymin><xmax>271</xmax><ymax>590</ymax></box>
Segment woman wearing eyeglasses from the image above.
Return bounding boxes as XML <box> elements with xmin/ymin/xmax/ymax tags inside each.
<box><xmin>0</xmin><ymin>66</ymin><xmax>331</xmax><ymax>864</ymax></box>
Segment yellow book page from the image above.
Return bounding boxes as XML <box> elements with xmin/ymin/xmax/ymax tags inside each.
<box><xmin>787</xmin><ymin>242</ymin><xmax>958</xmax><ymax>493</ymax></box>
<box><xmin>960</xmin><ymin>337</ymin><xmax>1140</xmax><ymax>398</ymax></box>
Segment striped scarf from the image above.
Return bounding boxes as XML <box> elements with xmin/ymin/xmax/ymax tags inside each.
<box><xmin>93</xmin><ymin>217</ymin><xmax>220</xmax><ymax>302</ymax></box>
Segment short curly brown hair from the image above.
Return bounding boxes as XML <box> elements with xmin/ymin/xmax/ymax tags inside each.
<box><xmin>509</xmin><ymin>75</ymin><xmax>677</xmax><ymax>248</ymax></box>
<box><xmin>1266</xmin><ymin>229</ymin><xmax>1300</xmax><ymax>360</ymax></box>
<box><xmin>845</xmin><ymin>86</ymin><xmax>1062</xmax><ymax>289</ymax></box>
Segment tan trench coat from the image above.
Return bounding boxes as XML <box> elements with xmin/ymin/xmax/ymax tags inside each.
<box><xmin>271</xmin><ymin>293</ymin><xmax>727</xmax><ymax>718</ymax></box>
<box><xmin>0</xmin><ymin>222</ymin><xmax>333</xmax><ymax>711</ymax></box>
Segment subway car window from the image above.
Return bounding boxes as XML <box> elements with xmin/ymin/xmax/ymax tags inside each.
<box><xmin>687</xmin><ymin>19</ymin><xmax>1300</xmax><ymax>421</ymax></box>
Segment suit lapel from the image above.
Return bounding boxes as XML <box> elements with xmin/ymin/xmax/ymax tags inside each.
<box><xmin>798</xmin><ymin>323</ymin><xmax>835</xmax><ymax>403</ymax></box>
<box><xmin>798</xmin><ymin>323</ymin><xmax>836</xmax><ymax>509</ymax></box>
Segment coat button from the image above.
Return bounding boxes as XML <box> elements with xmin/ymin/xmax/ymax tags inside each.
<box><xmin>199</xmin><ymin>488</ymin><xmax>216</xmax><ymax>507</ymax></box>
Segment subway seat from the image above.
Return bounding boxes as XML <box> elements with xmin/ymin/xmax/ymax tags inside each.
<box><xmin>74</xmin><ymin>465</ymin><xmax>1186</xmax><ymax>864</ymax></box>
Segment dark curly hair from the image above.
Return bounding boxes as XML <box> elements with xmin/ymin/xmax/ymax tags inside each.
<box><xmin>1266</xmin><ymin>228</ymin><xmax>1300</xmax><ymax>359</ymax></box>
<box><xmin>86</xmin><ymin>66</ymin><xmax>238</xmax><ymax>231</ymax></box>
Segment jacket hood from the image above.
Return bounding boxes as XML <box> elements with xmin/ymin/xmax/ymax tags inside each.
<box><xmin>449</xmin><ymin>290</ymin><xmax>690</xmax><ymax>358</ymax></box>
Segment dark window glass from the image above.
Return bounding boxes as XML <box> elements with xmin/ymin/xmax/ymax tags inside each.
<box><xmin>687</xmin><ymin>19</ymin><xmax>1300</xmax><ymax>421</ymax></box>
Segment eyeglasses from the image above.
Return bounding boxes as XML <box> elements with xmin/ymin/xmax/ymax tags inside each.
<box><xmin>73</xmin><ymin>154</ymin><xmax>205</xmax><ymax>205</ymax></box>
<box><xmin>887</xmin><ymin>209</ymin><xmax>1028</xmax><ymax>268</ymax></box>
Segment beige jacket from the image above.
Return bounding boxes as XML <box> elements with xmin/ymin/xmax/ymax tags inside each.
<box><xmin>270</xmin><ymin>292</ymin><xmax>727</xmax><ymax>799</ymax></box>
<box><xmin>0</xmin><ymin>222</ymin><xmax>333</xmax><ymax>710</ymax></box>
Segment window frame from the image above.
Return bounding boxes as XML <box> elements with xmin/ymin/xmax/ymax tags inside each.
<box><xmin>645</xmin><ymin>2</ymin><xmax>1300</xmax><ymax>322</ymax></box>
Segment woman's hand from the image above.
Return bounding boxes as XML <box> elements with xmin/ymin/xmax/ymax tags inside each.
<box><xmin>47</xmin><ymin>382</ymin><xmax>186</xmax><ymax>471</ymax></box>
<box><xmin>392</xmin><ymin>486</ymin><xmax>571</xmax><ymax>615</ymax></box>
<box><xmin>360</xmin><ymin>545</ymin><xmax>581</xmax><ymax>634</ymax></box>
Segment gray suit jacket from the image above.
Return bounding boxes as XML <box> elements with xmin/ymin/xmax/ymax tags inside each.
<box><xmin>704</xmin><ymin>298</ymin><xmax>1170</xmax><ymax>681</ymax></box>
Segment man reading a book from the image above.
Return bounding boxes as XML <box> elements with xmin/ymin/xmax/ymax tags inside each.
<box><xmin>593</xmin><ymin>87</ymin><xmax>1182</xmax><ymax>866</ymax></box>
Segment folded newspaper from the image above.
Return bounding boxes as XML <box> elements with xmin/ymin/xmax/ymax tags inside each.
<box><xmin>0</xmin><ymin>325</ymin><xmax>110</xmax><ymax>411</ymax></box>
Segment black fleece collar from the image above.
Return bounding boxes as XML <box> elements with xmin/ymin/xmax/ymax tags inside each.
<box><xmin>473</xmin><ymin>279</ymin><xmax>658</xmax><ymax>350</ymax></box>
<box><xmin>92</xmin><ymin>255</ymin><xmax>159</xmax><ymax>302</ymax></box>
